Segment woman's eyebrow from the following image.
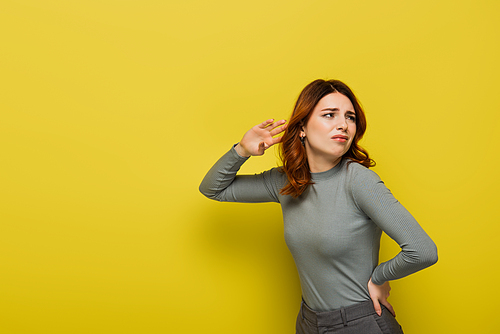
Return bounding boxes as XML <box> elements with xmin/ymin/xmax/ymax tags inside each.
<box><xmin>321</xmin><ymin>108</ymin><xmax>356</xmax><ymax>115</ymax></box>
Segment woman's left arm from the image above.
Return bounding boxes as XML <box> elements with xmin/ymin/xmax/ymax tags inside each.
<box><xmin>351</xmin><ymin>167</ymin><xmax>438</xmax><ymax>283</ymax></box>
<box><xmin>351</xmin><ymin>167</ymin><xmax>438</xmax><ymax>313</ymax></box>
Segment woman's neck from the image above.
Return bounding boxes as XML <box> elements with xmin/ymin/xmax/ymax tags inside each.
<box><xmin>307</xmin><ymin>155</ymin><xmax>342</xmax><ymax>173</ymax></box>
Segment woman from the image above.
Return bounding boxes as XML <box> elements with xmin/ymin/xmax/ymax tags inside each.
<box><xmin>199</xmin><ymin>79</ymin><xmax>437</xmax><ymax>333</ymax></box>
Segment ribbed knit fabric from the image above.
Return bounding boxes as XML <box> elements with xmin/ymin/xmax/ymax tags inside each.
<box><xmin>199</xmin><ymin>145</ymin><xmax>438</xmax><ymax>311</ymax></box>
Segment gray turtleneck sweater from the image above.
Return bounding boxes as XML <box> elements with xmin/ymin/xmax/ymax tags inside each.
<box><xmin>199</xmin><ymin>146</ymin><xmax>438</xmax><ymax>311</ymax></box>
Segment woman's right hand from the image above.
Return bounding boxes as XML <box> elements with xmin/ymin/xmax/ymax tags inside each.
<box><xmin>235</xmin><ymin>119</ymin><xmax>287</xmax><ymax>157</ymax></box>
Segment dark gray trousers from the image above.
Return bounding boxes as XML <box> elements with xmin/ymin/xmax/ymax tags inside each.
<box><xmin>296</xmin><ymin>299</ymin><xmax>404</xmax><ymax>334</ymax></box>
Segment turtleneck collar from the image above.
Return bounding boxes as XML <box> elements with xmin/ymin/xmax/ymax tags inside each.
<box><xmin>310</xmin><ymin>158</ymin><xmax>346</xmax><ymax>181</ymax></box>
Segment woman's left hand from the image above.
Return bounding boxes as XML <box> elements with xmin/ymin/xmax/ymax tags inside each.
<box><xmin>368</xmin><ymin>278</ymin><xmax>396</xmax><ymax>317</ymax></box>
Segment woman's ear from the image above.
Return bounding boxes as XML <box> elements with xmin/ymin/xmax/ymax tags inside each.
<box><xmin>299</xmin><ymin>121</ymin><xmax>306</xmax><ymax>137</ymax></box>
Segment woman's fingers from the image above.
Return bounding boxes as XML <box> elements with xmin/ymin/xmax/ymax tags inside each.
<box><xmin>258</xmin><ymin>119</ymin><xmax>287</xmax><ymax>132</ymax></box>
<box><xmin>372</xmin><ymin>298</ymin><xmax>395</xmax><ymax>317</ymax></box>
<box><xmin>241</xmin><ymin>119</ymin><xmax>286</xmax><ymax>156</ymax></box>
<box><xmin>367</xmin><ymin>279</ymin><xmax>395</xmax><ymax>317</ymax></box>
<box><xmin>258</xmin><ymin>119</ymin><xmax>276</xmax><ymax>129</ymax></box>
<box><xmin>269</xmin><ymin>123</ymin><xmax>288</xmax><ymax>136</ymax></box>
<box><xmin>267</xmin><ymin>119</ymin><xmax>287</xmax><ymax>130</ymax></box>
<box><xmin>381</xmin><ymin>300</ymin><xmax>396</xmax><ymax>317</ymax></box>
<box><xmin>272</xmin><ymin>136</ymin><xmax>284</xmax><ymax>144</ymax></box>
<box><xmin>371</xmin><ymin>298</ymin><xmax>382</xmax><ymax>317</ymax></box>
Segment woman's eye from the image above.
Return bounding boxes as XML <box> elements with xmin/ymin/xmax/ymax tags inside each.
<box><xmin>347</xmin><ymin>115</ymin><xmax>356</xmax><ymax>122</ymax></box>
<box><xmin>323</xmin><ymin>113</ymin><xmax>334</xmax><ymax>118</ymax></box>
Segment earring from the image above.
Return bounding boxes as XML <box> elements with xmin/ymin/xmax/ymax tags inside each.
<box><xmin>300</xmin><ymin>135</ymin><xmax>305</xmax><ymax>146</ymax></box>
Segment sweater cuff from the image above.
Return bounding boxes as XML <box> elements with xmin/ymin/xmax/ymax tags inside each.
<box><xmin>231</xmin><ymin>143</ymin><xmax>251</xmax><ymax>160</ymax></box>
<box><xmin>371</xmin><ymin>267</ymin><xmax>385</xmax><ymax>285</ymax></box>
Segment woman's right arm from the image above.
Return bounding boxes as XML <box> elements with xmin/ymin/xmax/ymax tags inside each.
<box><xmin>199</xmin><ymin>119</ymin><xmax>287</xmax><ymax>203</ymax></box>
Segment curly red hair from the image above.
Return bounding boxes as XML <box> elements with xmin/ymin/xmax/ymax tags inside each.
<box><xmin>279</xmin><ymin>79</ymin><xmax>375</xmax><ymax>198</ymax></box>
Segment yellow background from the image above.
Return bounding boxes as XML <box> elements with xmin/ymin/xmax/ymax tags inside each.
<box><xmin>1</xmin><ymin>0</ymin><xmax>499</xmax><ymax>333</ymax></box>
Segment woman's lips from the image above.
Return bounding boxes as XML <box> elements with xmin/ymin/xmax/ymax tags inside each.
<box><xmin>332</xmin><ymin>135</ymin><xmax>348</xmax><ymax>142</ymax></box>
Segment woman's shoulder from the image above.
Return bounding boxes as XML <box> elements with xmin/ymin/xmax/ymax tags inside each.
<box><xmin>343</xmin><ymin>160</ymin><xmax>388</xmax><ymax>204</ymax></box>
<box><xmin>269</xmin><ymin>166</ymin><xmax>288</xmax><ymax>182</ymax></box>
<box><xmin>258</xmin><ymin>166</ymin><xmax>288</xmax><ymax>186</ymax></box>
<box><xmin>344</xmin><ymin>159</ymin><xmax>382</xmax><ymax>183</ymax></box>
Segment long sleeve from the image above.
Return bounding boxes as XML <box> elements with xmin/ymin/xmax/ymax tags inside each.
<box><xmin>350</xmin><ymin>167</ymin><xmax>438</xmax><ymax>285</ymax></box>
<box><xmin>199</xmin><ymin>145</ymin><xmax>283</xmax><ymax>203</ymax></box>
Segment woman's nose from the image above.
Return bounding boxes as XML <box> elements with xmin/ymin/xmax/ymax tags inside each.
<box><xmin>336</xmin><ymin>120</ymin><xmax>348</xmax><ymax>131</ymax></box>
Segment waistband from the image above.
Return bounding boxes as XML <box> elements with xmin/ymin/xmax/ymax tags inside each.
<box><xmin>300</xmin><ymin>299</ymin><xmax>377</xmax><ymax>327</ymax></box>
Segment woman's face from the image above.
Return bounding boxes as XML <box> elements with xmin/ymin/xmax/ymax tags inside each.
<box><xmin>301</xmin><ymin>92</ymin><xmax>357</xmax><ymax>170</ymax></box>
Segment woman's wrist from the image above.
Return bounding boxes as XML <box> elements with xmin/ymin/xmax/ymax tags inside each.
<box><xmin>234</xmin><ymin>143</ymin><xmax>251</xmax><ymax>158</ymax></box>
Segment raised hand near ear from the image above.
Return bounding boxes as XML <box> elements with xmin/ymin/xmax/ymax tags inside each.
<box><xmin>235</xmin><ymin>119</ymin><xmax>287</xmax><ymax>157</ymax></box>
